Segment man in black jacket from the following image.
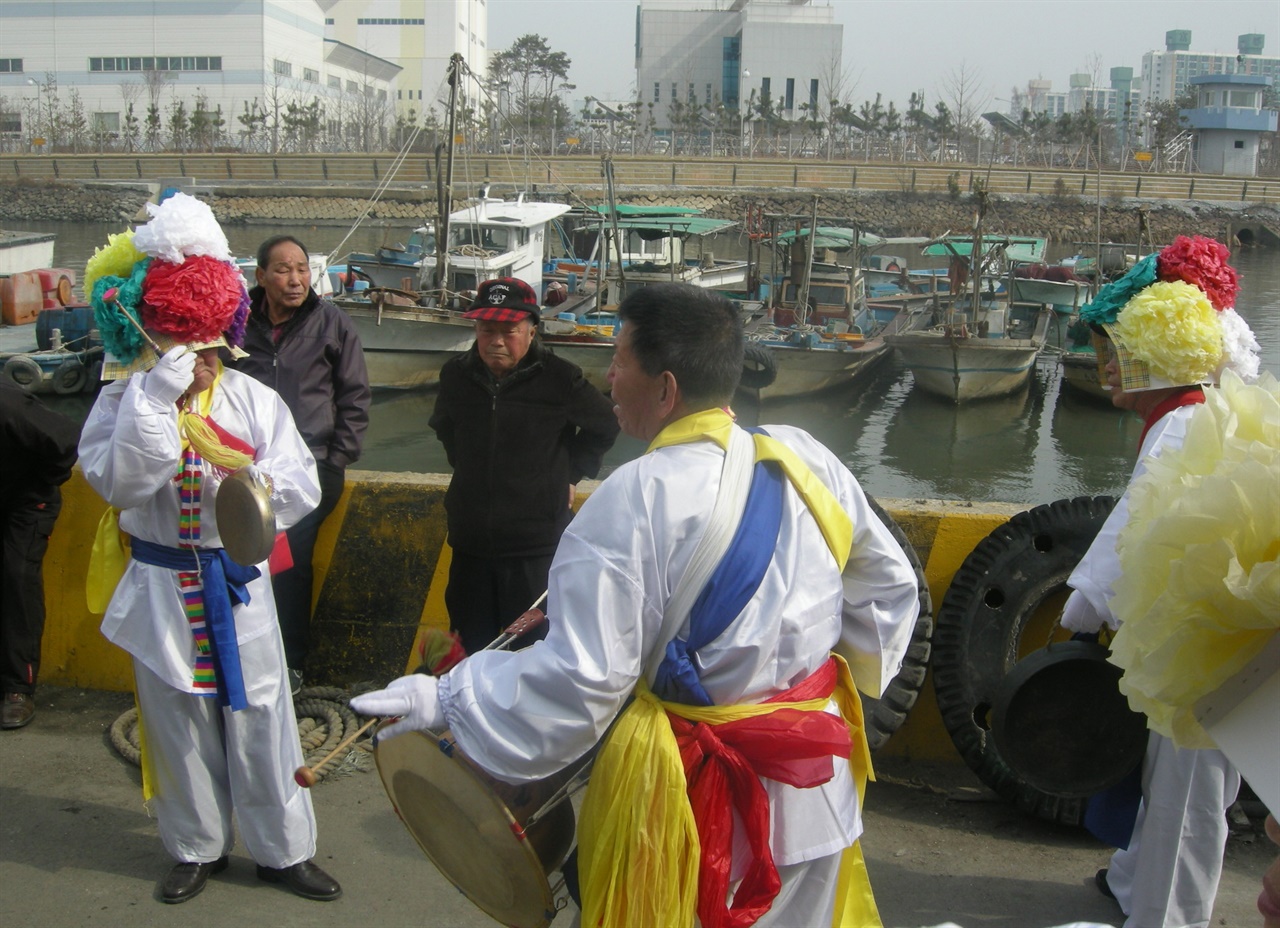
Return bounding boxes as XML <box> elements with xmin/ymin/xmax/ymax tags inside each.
<box><xmin>429</xmin><ymin>278</ymin><xmax>619</xmax><ymax>653</ymax></box>
<box><xmin>232</xmin><ymin>235</ymin><xmax>371</xmax><ymax>692</ymax></box>
<box><xmin>0</xmin><ymin>380</ymin><xmax>80</xmax><ymax>729</ymax></box>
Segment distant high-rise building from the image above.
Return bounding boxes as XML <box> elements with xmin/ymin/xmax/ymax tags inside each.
<box><xmin>636</xmin><ymin>0</ymin><xmax>841</xmax><ymax>133</ymax></box>
<box><xmin>1141</xmin><ymin>31</ymin><xmax>1279</xmax><ymax>105</ymax></box>
<box><xmin>321</xmin><ymin>0</ymin><xmax>488</xmax><ymax>117</ymax></box>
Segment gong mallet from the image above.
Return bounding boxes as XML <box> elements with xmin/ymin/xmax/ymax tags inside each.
<box><xmin>102</xmin><ymin>287</ymin><xmax>163</xmax><ymax>356</ymax></box>
<box><xmin>294</xmin><ymin>716</ymin><xmax>380</xmax><ymax>788</ymax></box>
<box><xmin>487</xmin><ymin>590</ymin><xmax>549</xmax><ymax>651</ymax></box>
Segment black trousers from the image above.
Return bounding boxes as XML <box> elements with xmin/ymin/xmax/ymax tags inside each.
<box><xmin>272</xmin><ymin>461</ymin><xmax>344</xmax><ymax>671</ymax></box>
<box><xmin>0</xmin><ymin>494</ymin><xmax>61</xmax><ymax>695</ymax></box>
<box><xmin>444</xmin><ymin>549</ymin><xmax>553</xmax><ymax>656</ymax></box>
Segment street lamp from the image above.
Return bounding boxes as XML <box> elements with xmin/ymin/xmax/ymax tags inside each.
<box><xmin>740</xmin><ymin>69</ymin><xmax>750</xmax><ymax>158</ymax></box>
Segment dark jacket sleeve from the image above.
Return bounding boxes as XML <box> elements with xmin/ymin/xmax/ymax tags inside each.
<box><xmin>427</xmin><ymin>360</ymin><xmax>460</xmax><ymax>469</ymax></box>
<box><xmin>327</xmin><ymin>311</ymin><xmax>371</xmax><ymax>469</ymax></box>
<box><xmin>563</xmin><ymin>369</ymin><xmax>619</xmax><ymax>483</ymax></box>
<box><xmin>0</xmin><ymin>383</ymin><xmax>80</xmax><ymax>500</ymax></box>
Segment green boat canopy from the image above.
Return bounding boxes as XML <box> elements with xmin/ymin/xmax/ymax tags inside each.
<box><xmin>583</xmin><ymin>204</ymin><xmax>702</xmax><ymax>217</ymax></box>
<box><xmin>921</xmin><ymin>236</ymin><xmax>1047</xmax><ymax>263</ymax></box>
<box><xmin>609</xmin><ymin>216</ymin><xmax>737</xmax><ymax>237</ymax></box>
<box><xmin>772</xmin><ymin>227</ymin><xmax>886</xmax><ymax>250</ymax></box>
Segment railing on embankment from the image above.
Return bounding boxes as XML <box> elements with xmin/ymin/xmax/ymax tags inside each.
<box><xmin>41</xmin><ymin>468</ymin><xmax>1026</xmax><ymax>764</ymax></box>
<box><xmin>3</xmin><ymin>153</ymin><xmax>1276</xmax><ymax>204</ymax></box>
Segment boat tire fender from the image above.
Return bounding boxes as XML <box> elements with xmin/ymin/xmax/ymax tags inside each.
<box><xmin>3</xmin><ymin>354</ymin><xmax>44</xmax><ymax>393</ymax></box>
<box><xmin>739</xmin><ymin>342</ymin><xmax>778</xmax><ymax>390</ymax></box>
<box><xmin>931</xmin><ymin>495</ymin><xmax>1118</xmax><ymax>824</ymax></box>
<box><xmin>52</xmin><ymin>358</ymin><xmax>87</xmax><ymax>395</ymax></box>
<box><xmin>857</xmin><ymin>495</ymin><xmax>934</xmax><ymax>752</ymax></box>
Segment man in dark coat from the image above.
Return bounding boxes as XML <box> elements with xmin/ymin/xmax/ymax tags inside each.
<box><xmin>231</xmin><ymin>235</ymin><xmax>371</xmax><ymax>691</ymax></box>
<box><xmin>429</xmin><ymin>277</ymin><xmax>619</xmax><ymax>653</ymax></box>
<box><xmin>0</xmin><ymin>380</ymin><xmax>79</xmax><ymax>729</ymax></box>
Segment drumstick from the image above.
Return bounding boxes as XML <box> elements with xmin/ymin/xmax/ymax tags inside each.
<box><xmin>487</xmin><ymin>590</ymin><xmax>550</xmax><ymax>651</ymax></box>
<box><xmin>294</xmin><ymin>716</ymin><xmax>380</xmax><ymax>788</ymax></box>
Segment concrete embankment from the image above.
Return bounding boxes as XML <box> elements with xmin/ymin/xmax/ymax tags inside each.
<box><xmin>42</xmin><ymin>468</ymin><xmax>1025</xmax><ymax>764</ymax></box>
<box><xmin>2</xmin><ymin>176</ymin><xmax>1278</xmax><ymax>247</ymax></box>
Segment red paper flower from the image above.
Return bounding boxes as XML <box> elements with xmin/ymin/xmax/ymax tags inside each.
<box><xmin>1156</xmin><ymin>235</ymin><xmax>1239</xmax><ymax>311</ymax></box>
<box><xmin>141</xmin><ymin>255</ymin><xmax>248</xmax><ymax>341</ymax></box>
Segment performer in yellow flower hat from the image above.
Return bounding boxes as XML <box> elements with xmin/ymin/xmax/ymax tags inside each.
<box><xmin>78</xmin><ymin>193</ymin><xmax>342</xmax><ymax>905</ymax></box>
<box><xmin>1062</xmin><ymin>235</ymin><xmax>1266</xmax><ymax>928</ymax></box>
<box><xmin>354</xmin><ymin>283</ymin><xmax>921</xmax><ymax>927</ymax></box>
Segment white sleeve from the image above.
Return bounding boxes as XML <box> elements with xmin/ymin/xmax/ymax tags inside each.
<box><xmin>78</xmin><ymin>377</ymin><xmax>184</xmax><ymax>509</ymax></box>
<box><xmin>242</xmin><ymin>386</ymin><xmax>321</xmax><ymax>531</ymax></box>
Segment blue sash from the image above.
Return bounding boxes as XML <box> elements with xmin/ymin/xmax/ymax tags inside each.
<box><xmin>652</xmin><ymin>430</ymin><xmax>786</xmax><ymax>707</ymax></box>
<box><xmin>130</xmin><ymin>538</ymin><xmax>258</xmax><ymax>711</ymax></box>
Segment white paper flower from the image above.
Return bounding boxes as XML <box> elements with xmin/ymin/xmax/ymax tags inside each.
<box><xmin>132</xmin><ymin>191</ymin><xmax>232</xmax><ymax>263</ymax></box>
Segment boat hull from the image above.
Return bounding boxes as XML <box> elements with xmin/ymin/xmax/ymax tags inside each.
<box><xmin>752</xmin><ymin>338</ymin><xmax>891</xmax><ymax>399</ymax></box>
<box><xmin>342</xmin><ymin>303</ymin><xmax>476</xmax><ymax>389</ymax></box>
<box><xmin>886</xmin><ymin>312</ymin><xmax>1051</xmax><ymax>403</ymax></box>
<box><xmin>0</xmin><ymin>231</ymin><xmax>56</xmax><ymax>276</ymax></box>
<box><xmin>1059</xmin><ymin>349</ymin><xmax>1111</xmax><ymax>401</ymax></box>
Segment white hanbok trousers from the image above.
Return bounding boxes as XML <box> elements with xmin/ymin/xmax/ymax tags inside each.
<box><xmin>133</xmin><ymin>629</ymin><xmax>317</xmax><ymax>868</ymax></box>
<box><xmin>1107</xmin><ymin>731</ymin><xmax>1239</xmax><ymax>928</ymax></box>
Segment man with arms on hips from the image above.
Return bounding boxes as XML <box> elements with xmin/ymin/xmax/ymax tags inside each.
<box><xmin>428</xmin><ymin>277</ymin><xmax>618</xmax><ymax>654</ymax></box>
<box><xmin>79</xmin><ymin>197</ymin><xmax>341</xmax><ymax>905</ymax></box>
<box><xmin>232</xmin><ymin>235</ymin><xmax>370</xmax><ymax>693</ymax></box>
<box><xmin>356</xmin><ymin>282</ymin><xmax>919</xmax><ymax>926</ymax></box>
<box><xmin>1061</xmin><ymin>236</ymin><xmax>1262</xmax><ymax>928</ymax></box>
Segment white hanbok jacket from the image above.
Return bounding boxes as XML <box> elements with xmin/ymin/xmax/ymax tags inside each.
<box><xmin>439</xmin><ymin>423</ymin><xmax>920</xmax><ymax>868</ymax></box>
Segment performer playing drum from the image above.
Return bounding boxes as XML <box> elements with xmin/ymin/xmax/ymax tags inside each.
<box><xmin>354</xmin><ymin>283</ymin><xmax>920</xmax><ymax>927</ymax></box>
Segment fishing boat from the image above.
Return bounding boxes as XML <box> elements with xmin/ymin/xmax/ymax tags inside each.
<box><xmin>884</xmin><ymin>201</ymin><xmax>1054</xmax><ymax>403</ymax></box>
<box><xmin>0</xmin><ymin>229</ymin><xmax>56</xmax><ymax>275</ymax></box>
<box><xmin>0</xmin><ymin>303</ymin><xmax>104</xmax><ymax>395</ymax></box>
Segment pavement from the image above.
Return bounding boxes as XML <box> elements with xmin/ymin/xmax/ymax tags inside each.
<box><xmin>1</xmin><ymin>685</ymin><xmax>1271</xmax><ymax>928</ymax></box>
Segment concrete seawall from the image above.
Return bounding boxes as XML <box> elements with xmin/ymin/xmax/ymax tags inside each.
<box><xmin>41</xmin><ymin>468</ymin><xmax>1025</xmax><ymax>764</ymax></box>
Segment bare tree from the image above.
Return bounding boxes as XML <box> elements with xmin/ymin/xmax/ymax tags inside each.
<box><xmin>938</xmin><ymin>62</ymin><xmax>988</xmax><ymax>162</ymax></box>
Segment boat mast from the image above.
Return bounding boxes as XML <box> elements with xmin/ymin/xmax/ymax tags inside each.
<box><xmin>796</xmin><ymin>195</ymin><xmax>820</xmax><ymax>327</ymax></box>
<box><xmin>427</xmin><ymin>53</ymin><xmax>463</xmax><ymax>295</ymax></box>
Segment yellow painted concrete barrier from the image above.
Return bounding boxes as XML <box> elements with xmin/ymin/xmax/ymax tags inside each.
<box><xmin>41</xmin><ymin>469</ymin><xmax>1026</xmax><ymax>762</ymax></box>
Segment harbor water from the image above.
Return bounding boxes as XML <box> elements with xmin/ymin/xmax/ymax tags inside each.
<box><xmin>11</xmin><ymin>218</ymin><xmax>1279</xmax><ymax>507</ymax></box>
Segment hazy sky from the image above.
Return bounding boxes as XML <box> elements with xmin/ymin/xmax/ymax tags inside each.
<box><xmin>486</xmin><ymin>0</ymin><xmax>1278</xmax><ymax>110</ymax></box>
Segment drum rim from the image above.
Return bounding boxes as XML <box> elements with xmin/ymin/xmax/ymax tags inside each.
<box><xmin>374</xmin><ymin>728</ymin><xmax>558</xmax><ymax>928</ymax></box>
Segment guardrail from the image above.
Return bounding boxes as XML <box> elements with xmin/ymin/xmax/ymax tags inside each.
<box><xmin>2</xmin><ymin>153</ymin><xmax>1275</xmax><ymax>204</ymax></box>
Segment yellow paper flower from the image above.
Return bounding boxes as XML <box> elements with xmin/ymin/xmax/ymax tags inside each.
<box><xmin>1112</xmin><ymin>280</ymin><xmax>1223</xmax><ymax>386</ymax></box>
<box><xmin>83</xmin><ymin>231</ymin><xmax>147</xmax><ymax>295</ymax></box>
<box><xmin>1108</xmin><ymin>370</ymin><xmax>1280</xmax><ymax>748</ymax></box>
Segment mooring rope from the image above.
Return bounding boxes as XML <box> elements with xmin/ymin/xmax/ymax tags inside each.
<box><xmin>108</xmin><ymin>685</ymin><xmax>377</xmax><ymax>785</ymax></box>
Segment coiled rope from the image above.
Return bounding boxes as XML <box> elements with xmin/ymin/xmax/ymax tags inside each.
<box><xmin>109</xmin><ymin>685</ymin><xmax>377</xmax><ymax>785</ymax></box>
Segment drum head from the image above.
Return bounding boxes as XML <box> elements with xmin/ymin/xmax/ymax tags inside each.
<box><xmin>215</xmin><ymin>469</ymin><xmax>276</xmax><ymax>566</ymax></box>
<box><xmin>992</xmin><ymin>641</ymin><xmax>1148</xmax><ymax>798</ymax></box>
<box><xmin>375</xmin><ymin>730</ymin><xmax>573</xmax><ymax>928</ymax></box>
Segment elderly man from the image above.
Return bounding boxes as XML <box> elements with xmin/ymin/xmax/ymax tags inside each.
<box><xmin>356</xmin><ymin>282</ymin><xmax>919</xmax><ymax>926</ymax></box>
<box><xmin>428</xmin><ymin>277</ymin><xmax>618</xmax><ymax>654</ymax></box>
<box><xmin>233</xmin><ymin>235</ymin><xmax>370</xmax><ymax>693</ymax></box>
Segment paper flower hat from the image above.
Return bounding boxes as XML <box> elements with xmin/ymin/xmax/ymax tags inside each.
<box><xmin>85</xmin><ymin>192</ymin><xmax>250</xmax><ymax>380</ymax></box>
<box><xmin>1079</xmin><ymin>235</ymin><xmax>1260</xmax><ymax>391</ymax></box>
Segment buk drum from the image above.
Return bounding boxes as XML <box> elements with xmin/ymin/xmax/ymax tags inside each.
<box><xmin>375</xmin><ymin>728</ymin><xmax>579</xmax><ymax>928</ymax></box>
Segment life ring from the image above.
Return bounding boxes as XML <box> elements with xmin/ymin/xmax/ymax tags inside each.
<box><xmin>51</xmin><ymin>358</ymin><xmax>87</xmax><ymax>395</ymax></box>
<box><xmin>855</xmin><ymin>495</ymin><xmax>934</xmax><ymax>752</ymax></box>
<box><xmin>931</xmin><ymin>495</ymin><xmax>1117</xmax><ymax>825</ymax></box>
<box><xmin>738</xmin><ymin>341</ymin><xmax>778</xmax><ymax>391</ymax></box>
<box><xmin>2</xmin><ymin>354</ymin><xmax>44</xmax><ymax>393</ymax></box>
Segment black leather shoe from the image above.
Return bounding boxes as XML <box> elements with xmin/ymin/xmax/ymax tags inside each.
<box><xmin>1095</xmin><ymin>868</ymin><xmax>1116</xmax><ymax>900</ymax></box>
<box><xmin>1</xmin><ymin>692</ymin><xmax>34</xmax><ymax>730</ymax></box>
<box><xmin>256</xmin><ymin>860</ymin><xmax>342</xmax><ymax>901</ymax></box>
<box><xmin>160</xmin><ymin>857</ymin><xmax>228</xmax><ymax>904</ymax></box>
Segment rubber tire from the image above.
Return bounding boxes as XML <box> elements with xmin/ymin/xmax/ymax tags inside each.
<box><xmin>739</xmin><ymin>342</ymin><xmax>778</xmax><ymax>391</ymax></box>
<box><xmin>860</xmin><ymin>495</ymin><xmax>934</xmax><ymax>752</ymax></box>
<box><xmin>3</xmin><ymin>354</ymin><xmax>44</xmax><ymax>393</ymax></box>
<box><xmin>52</xmin><ymin>358</ymin><xmax>87</xmax><ymax>395</ymax></box>
<box><xmin>931</xmin><ymin>495</ymin><xmax>1117</xmax><ymax>825</ymax></box>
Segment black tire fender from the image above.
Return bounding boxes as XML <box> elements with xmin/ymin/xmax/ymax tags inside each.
<box><xmin>931</xmin><ymin>495</ymin><xmax>1117</xmax><ymax>825</ymax></box>
<box><xmin>52</xmin><ymin>358</ymin><xmax>87</xmax><ymax>395</ymax></box>
<box><xmin>739</xmin><ymin>341</ymin><xmax>778</xmax><ymax>391</ymax></box>
<box><xmin>856</xmin><ymin>495</ymin><xmax>934</xmax><ymax>752</ymax></box>
<box><xmin>3</xmin><ymin>354</ymin><xmax>44</xmax><ymax>393</ymax></box>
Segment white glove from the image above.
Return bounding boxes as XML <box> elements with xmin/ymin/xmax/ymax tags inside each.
<box><xmin>350</xmin><ymin>674</ymin><xmax>443</xmax><ymax>742</ymax></box>
<box><xmin>143</xmin><ymin>346</ymin><xmax>195</xmax><ymax>405</ymax></box>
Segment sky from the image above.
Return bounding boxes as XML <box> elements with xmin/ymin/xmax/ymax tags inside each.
<box><xmin>486</xmin><ymin>0</ymin><xmax>1279</xmax><ymax>111</ymax></box>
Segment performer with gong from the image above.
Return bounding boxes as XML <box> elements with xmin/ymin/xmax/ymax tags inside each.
<box><xmin>355</xmin><ymin>283</ymin><xmax>920</xmax><ymax>927</ymax></box>
<box><xmin>78</xmin><ymin>194</ymin><xmax>341</xmax><ymax>905</ymax></box>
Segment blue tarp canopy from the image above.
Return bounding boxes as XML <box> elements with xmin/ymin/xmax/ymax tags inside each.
<box><xmin>772</xmin><ymin>227</ymin><xmax>886</xmax><ymax>250</ymax></box>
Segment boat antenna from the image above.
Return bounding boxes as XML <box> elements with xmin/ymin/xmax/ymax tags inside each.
<box><xmin>427</xmin><ymin>53</ymin><xmax>463</xmax><ymax>293</ymax></box>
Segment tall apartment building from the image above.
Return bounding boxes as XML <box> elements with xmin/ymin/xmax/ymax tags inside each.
<box><xmin>636</xmin><ymin>0</ymin><xmax>842</xmax><ymax>132</ymax></box>
<box><xmin>0</xmin><ymin>1</ymin><xmax>399</xmax><ymax>152</ymax></box>
<box><xmin>1141</xmin><ymin>30</ymin><xmax>1279</xmax><ymax>106</ymax></box>
<box><xmin>320</xmin><ymin>0</ymin><xmax>487</xmax><ymax>116</ymax></box>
